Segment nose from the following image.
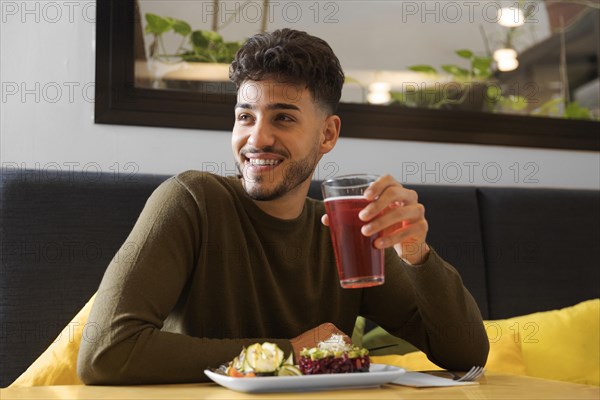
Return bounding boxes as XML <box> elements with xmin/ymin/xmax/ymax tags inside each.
<box><xmin>247</xmin><ymin>118</ymin><xmax>276</xmax><ymax>149</ymax></box>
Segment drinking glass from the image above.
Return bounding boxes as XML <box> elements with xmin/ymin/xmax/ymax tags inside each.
<box><xmin>321</xmin><ymin>174</ymin><xmax>384</xmax><ymax>288</ymax></box>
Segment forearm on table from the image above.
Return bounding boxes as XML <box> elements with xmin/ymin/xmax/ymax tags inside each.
<box><xmin>77</xmin><ymin>324</ymin><xmax>293</xmax><ymax>384</ymax></box>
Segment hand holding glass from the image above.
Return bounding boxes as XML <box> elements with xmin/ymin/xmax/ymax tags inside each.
<box><xmin>322</xmin><ymin>175</ymin><xmax>384</xmax><ymax>289</ymax></box>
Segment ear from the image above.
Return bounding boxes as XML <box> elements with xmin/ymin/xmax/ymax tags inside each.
<box><xmin>319</xmin><ymin>114</ymin><xmax>341</xmax><ymax>155</ymax></box>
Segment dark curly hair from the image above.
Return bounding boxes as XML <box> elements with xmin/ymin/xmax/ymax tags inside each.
<box><xmin>229</xmin><ymin>29</ymin><xmax>345</xmax><ymax>114</ymax></box>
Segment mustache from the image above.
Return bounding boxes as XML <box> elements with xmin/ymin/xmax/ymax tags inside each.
<box><xmin>240</xmin><ymin>146</ymin><xmax>289</xmax><ymax>158</ymax></box>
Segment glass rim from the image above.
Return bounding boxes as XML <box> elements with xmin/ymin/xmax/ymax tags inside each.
<box><xmin>321</xmin><ymin>174</ymin><xmax>380</xmax><ymax>189</ymax></box>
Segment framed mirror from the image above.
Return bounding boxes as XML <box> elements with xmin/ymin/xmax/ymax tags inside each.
<box><xmin>95</xmin><ymin>0</ymin><xmax>599</xmax><ymax>150</ymax></box>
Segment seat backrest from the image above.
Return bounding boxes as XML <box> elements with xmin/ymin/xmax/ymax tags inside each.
<box><xmin>408</xmin><ymin>185</ymin><xmax>489</xmax><ymax>318</ymax></box>
<box><xmin>478</xmin><ymin>187</ymin><xmax>600</xmax><ymax>319</ymax></box>
<box><xmin>0</xmin><ymin>169</ymin><xmax>169</xmax><ymax>387</ymax></box>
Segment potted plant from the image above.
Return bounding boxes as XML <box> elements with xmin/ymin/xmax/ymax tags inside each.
<box><xmin>390</xmin><ymin>50</ymin><xmax>495</xmax><ymax>111</ymax></box>
<box><xmin>143</xmin><ymin>13</ymin><xmax>245</xmax><ymax>88</ymax></box>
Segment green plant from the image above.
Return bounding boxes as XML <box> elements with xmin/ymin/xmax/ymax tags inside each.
<box><xmin>409</xmin><ymin>49</ymin><xmax>492</xmax><ymax>81</ymax></box>
<box><xmin>390</xmin><ymin>50</ymin><xmax>493</xmax><ymax>109</ymax></box>
<box><xmin>485</xmin><ymin>85</ymin><xmax>528</xmax><ymax>114</ymax></box>
<box><xmin>393</xmin><ymin>50</ymin><xmax>598</xmax><ymax>119</ymax></box>
<box><xmin>532</xmin><ymin>98</ymin><xmax>597</xmax><ymax>120</ymax></box>
<box><xmin>145</xmin><ymin>13</ymin><xmax>244</xmax><ymax>63</ymax></box>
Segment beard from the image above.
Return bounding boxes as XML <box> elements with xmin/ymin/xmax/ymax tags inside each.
<box><xmin>236</xmin><ymin>145</ymin><xmax>319</xmax><ymax>202</ymax></box>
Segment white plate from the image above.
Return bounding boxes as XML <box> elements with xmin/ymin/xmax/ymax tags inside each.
<box><xmin>204</xmin><ymin>364</ymin><xmax>406</xmax><ymax>393</ymax></box>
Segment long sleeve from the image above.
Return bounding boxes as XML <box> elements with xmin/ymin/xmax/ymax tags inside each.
<box><xmin>77</xmin><ymin>171</ymin><xmax>484</xmax><ymax>385</ymax></box>
<box><xmin>360</xmin><ymin>248</ymin><xmax>489</xmax><ymax>370</ymax></box>
<box><xmin>77</xmin><ymin>178</ymin><xmax>293</xmax><ymax>385</ymax></box>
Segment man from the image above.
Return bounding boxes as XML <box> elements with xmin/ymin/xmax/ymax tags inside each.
<box><xmin>78</xmin><ymin>29</ymin><xmax>488</xmax><ymax>384</ymax></box>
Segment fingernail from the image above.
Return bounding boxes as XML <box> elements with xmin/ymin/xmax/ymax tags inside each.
<box><xmin>359</xmin><ymin>210</ymin><xmax>368</xmax><ymax>220</ymax></box>
<box><xmin>362</xmin><ymin>225</ymin><xmax>371</xmax><ymax>235</ymax></box>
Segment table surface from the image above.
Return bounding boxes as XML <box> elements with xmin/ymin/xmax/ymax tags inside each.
<box><xmin>2</xmin><ymin>373</ymin><xmax>599</xmax><ymax>400</ymax></box>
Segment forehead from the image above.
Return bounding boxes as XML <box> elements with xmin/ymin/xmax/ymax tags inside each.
<box><xmin>237</xmin><ymin>80</ymin><xmax>313</xmax><ymax>107</ymax></box>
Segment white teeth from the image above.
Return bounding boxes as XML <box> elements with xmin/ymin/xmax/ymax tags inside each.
<box><xmin>248</xmin><ymin>158</ymin><xmax>280</xmax><ymax>166</ymax></box>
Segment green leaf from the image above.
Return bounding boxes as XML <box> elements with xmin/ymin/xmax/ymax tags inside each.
<box><xmin>534</xmin><ymin>97</ymin><xmax>562</xmax><ymax>116</ymax></box>
<box><xmin>181</xmin><ymin>52</ymin><xmax>209</xmax><ymax>62</ymax></box>
<box><xmin>472</xmin><ymin>57</ymin><xmax>492</xmax><ymax>78</ymax></box>
<box><xmin>145</xmin><ymin>13</ymin><xmax>172</xmax><ymax>35</ymax></box>
<box><xmin>565</xmin><ymin>102</ymin><xmax>592</xmax><ymax>120</ymax></box>
<box><xmin>172</xmin><ymin>19</ymin><xmax>192</xmax><ymax>36</ymax></box>
<box><xmin>408</xmin><ymin>65</ymin><xmax>438</xmax><ymax>74</ymax></box>
<box><xmin>441</xmin><ymin>65</ymin><xmax>469</xmax><ymax>77</ymax></box>
<box><xmin>191</xmin><ymin>30</ymin><xmax>210</xmax><ymax>49</ymax></box>
<box><xmin>502</xmin><ymin>95</ymin><xmax>528</xmax><ymax>111</ymax></box>
<box><xmin>188</xmin><ymin>30</ymin><xmax>241</xmax><ymax>63</ymax></box>
<box><xmin>486</xmin><ymin>86</ymin><xmax>502</xmax><ymax>102</ymax></box>
<box><xmin>390</xmin><ymin>91</ymin><xmax>406</xmax><ymax>102</ymax></box>
<box><xmin>191</xmin><ymin>30</ymin><xmax>225</xmax><ymax>50</ymax></box>
<box><xmin>203</xmin><ymin>30</ymin><xmax>224</xmax><ymax>43</ymax></box>
<box><xmin>456</xmin><ymin>49</ymin><xmax>473</xmax><ymax>59</ymax></box>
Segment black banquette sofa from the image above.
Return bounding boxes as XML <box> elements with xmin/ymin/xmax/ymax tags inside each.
<box><xmin>1</xmin><ymin>168</ymin><xmax>598</xmax><ymax>387</ymax></box>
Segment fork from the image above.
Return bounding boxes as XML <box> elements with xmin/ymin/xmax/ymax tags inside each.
<box><xmin>420</xmin><ymin>366</ymin><xmax>486</xmax><ymax>382</ymax></box>
<box><xmin>455</xmin><ymin>366</ymin><xmax>486</xmax><ymax>382</ymax></box>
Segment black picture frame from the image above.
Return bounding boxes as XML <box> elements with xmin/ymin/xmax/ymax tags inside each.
<box><xmin>95</xmin><ymin>0</ymin><xmax>599</xmax><ymax>151</ymax></box>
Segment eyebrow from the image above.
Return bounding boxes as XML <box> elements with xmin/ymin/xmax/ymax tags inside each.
<box><xmin>235</xmin><ymin>102</ymin><xmax>301</xmax><ymax>111</ymax></box>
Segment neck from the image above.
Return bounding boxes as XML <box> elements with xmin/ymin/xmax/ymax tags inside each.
<box><xmin>251</xmin><ymin>179</ymin><xmax>311</xmax><ymax>220</ymax></box>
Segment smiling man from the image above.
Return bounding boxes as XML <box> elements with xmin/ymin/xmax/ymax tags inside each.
<box><xmin>232</xmin><ymin>79</ymin><xmax>340</xmax><ymax>219</ymax></box>
<box><xmin>78</xmin><ymin>29</ymin><xmax>489</xmax><ymax>385</ymax></box>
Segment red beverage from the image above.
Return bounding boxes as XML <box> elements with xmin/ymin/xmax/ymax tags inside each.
<box><xmin>325</xmin><ymin>196</ymin><xmax>384</xmax><ymax>288</ymax></box>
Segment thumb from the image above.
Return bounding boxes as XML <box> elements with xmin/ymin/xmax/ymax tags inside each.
<box><xmin>321</xmin><ymin>214</ymin><xmax>330</xmax><ymax>226</ymax></box>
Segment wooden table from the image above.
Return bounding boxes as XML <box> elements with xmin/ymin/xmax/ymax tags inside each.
<box><xmin>2</xmin><ymin>373</ymin><xmax>598</xmax><ymax>399</ymax></box>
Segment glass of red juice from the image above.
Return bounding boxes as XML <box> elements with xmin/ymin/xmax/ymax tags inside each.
<box><xmin>321</xmin><ymin>174</ymin><xmax>384</xmax><ymax>289</ymax></box>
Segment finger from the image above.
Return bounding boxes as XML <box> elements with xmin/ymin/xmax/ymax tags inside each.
<box><xmin>360</xmin><ymin>186</ymin><xmax>418</xmax><ymax>222</ymax></box>
<box><xmin>363</xmin><ymin>175</ymin><xmax>413</xmax><ymax>201</ymax></box>
<box><xmin>362</xmin><ymin>175</ymin><xmax>397</xmax><ymax>201</ymax></box>
<box><xmin>321</xmin><ymin>214</ymin><xmax>329</xmax><ymax>226</ymax></box>
<box><xmin>361</xmin><ymin>203</ymin><xmax>425</xmax><ymax>237</ymax></box>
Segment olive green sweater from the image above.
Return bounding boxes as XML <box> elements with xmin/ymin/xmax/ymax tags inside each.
<box><xmin>77</xmin><ymin>171</ymin><xmax>488</xmax><ymax>384</ymax></box>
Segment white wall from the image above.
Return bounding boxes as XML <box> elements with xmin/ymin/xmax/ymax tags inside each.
<box><xmin>1</xmin><ymin>1</ymin><xmax>598</xmax><ymax>189</ymax></box>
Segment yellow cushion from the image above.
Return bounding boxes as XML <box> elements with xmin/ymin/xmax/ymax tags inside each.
<box><xmin>372</xmin><ymin>323</ymin><xmax>526</xmax><ymax>375</ymax></box>
<box><xmin>488</xmin><ymin>299</ymin><xmax>599</xmax><ymax>386</ymax></box>
<box><xmin>373</xmin><ymin>299</ymin><xmax>599</xmax><ymax>386</ymax></box>
<box><xmin>483</xmin><ymin>324</ymin><xmax>527</xmax><ymax>375</ymax></box>
<box><xmin>8</xmin><ymin>294</ymin><xmax>96</xmax><ymax>387</ymax></box>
